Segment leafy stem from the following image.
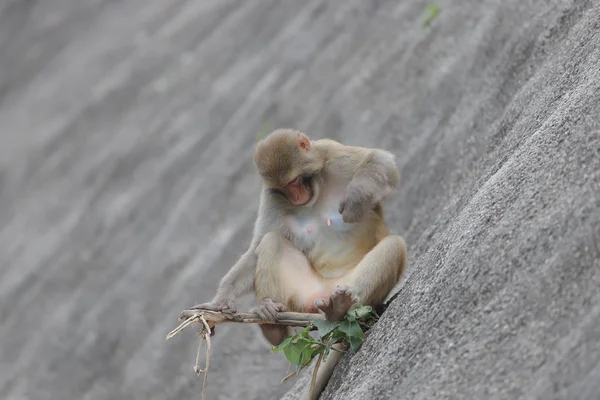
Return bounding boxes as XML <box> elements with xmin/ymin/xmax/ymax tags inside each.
<box><xmin>271</xmin><ymin>304</ymin><xmax>379</xmax><ymax>374</ymax></box>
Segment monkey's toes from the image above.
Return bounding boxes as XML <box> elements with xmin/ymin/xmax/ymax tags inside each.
<box><xmin>317</xmin><ymin>286</ymin><xmax>355</xmax><ymax>321</ymax></box>
<box><xmin>315</xmin><ymin>286</ymin><xmax>355</xmax><ymax>322</ymax></box>
<box><xmin>314</xmin><ymin>297</ymin><xmax>333</xmax><ymax>312</ymax></box>
<box><xmin>189</xmin><ymin>303</ymin><xmax>219</xmax><ymax>311</ymax></box>
<box><xmin>331</xmin><ymin>286</ymin><xmax>355</xmax><ymax>309</ymax></box>
<box><xmin>189</xmin><ymin>299</ymin><xmax>236</xmax><ymax>313</ymax></box>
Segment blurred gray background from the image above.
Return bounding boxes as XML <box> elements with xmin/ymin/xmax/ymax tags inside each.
<box><xmin>1</xmin><ymin>1</ymin><xmax>599</xmax><ymax>399</ymax></box>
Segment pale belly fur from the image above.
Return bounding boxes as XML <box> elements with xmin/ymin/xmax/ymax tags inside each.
<box><xmin>283</xmin><ymin>183</ymin><xmax>380</xmax><ymax>279</ymax></box>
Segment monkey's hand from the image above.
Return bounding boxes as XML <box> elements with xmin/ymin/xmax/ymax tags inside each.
<box><xmin>251</xmin><ymin>298</ymin><xmax>286</xmax><ymax>321</ymax></box>
<box><xmin>189</xmin><ymin>297</ymin><xmax>237</xmax><ymax>313</ymax></box>
<box><xmin>338</xmin><ymin>191</ymin><xmax>371</xmax><ymax>223</ymax></box>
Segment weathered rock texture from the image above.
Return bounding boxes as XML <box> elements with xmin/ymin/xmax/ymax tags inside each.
<box><xmin>0</xmin><ymin>1</ymin><xmax>598</xmax><ymax>400</ymax></box>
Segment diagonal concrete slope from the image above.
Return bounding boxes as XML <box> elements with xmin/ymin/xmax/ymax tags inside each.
<box><xmin>0</xmin><ymin>1</ymin><xmax>598</xmax><ymax>400</ymax></box>
<box><xmin>285</xmin><ymin>1</ymin><xmax>600</xmax><ymax>399</ymax></box>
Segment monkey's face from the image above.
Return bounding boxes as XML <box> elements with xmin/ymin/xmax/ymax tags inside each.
<box><xmin>254</xmin><ymin>129</ymin><xmax>324</xmax><ymax>207</ymax></box>
<box><xmin>271</xmin><ymin>173</ymin><xmax>315</xmax><ymax>206</ymax></box>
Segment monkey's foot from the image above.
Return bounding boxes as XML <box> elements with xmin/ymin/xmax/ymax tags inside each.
<box><xmin>189</xmin><ymin>298</ymin><xmax>237</xmax><ymax>313</ymax></box>
<box><xmin>251</xmin><ymin>298</ymin><xmax>287</xmax><ymax>321</ymax></box>
<box><xmin>315</xmin><ymin>286</ymin><xmax>356</xmax><ymax>322</ymax></box>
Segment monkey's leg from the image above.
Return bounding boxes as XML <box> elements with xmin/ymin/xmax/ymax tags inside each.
<box><xmin>346</xmin><ymin>234</ymin><xmax>407</xmax><ymax>306</ymax></box>
<box><xmin>317</xmin><ymin>235</ymin><xmax>407</xmax><ymax>320</ymax></box>
<box><xmin>307</xmin><ymin>235</ymin><xmax>406</xmax><ymax>400</ymax></box>
<box><xmin>254</xmin><ymin>232</ymin><xmax>328</xmax><ymax>346</ymax></box>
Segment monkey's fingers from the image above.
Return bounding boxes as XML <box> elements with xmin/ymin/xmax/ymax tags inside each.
<box><xmin>266</xmin><ymin>299</ymin><xmax>288</xmax><ymax>318</ymax></box>
<box><xmin>338</xmin><ymin>200</ymin><xmax>346</xmax><ymax>214</ymax></box>
<box><xmin>265</xmin><ymin>298</ymin><xmax>287</xmax><ymax>312</ymax></box>
<box><xmin>252</xmin><ymin>298</ymin><xmax>286</xmax><ymax>321</ymax></box>
<box><xmin>342</xmin><ymin>205</ymin><xmax>365</xmax><ymax>223</ymax></box>
<box><xmin>338</xmin><ymin>196</ymin><xmax>365</xmax><ymax>223</ymax></box>
<box><xmin>266</xmin><ymin>305</ymin><xmax>284</xmax><ymax>319</ymax></box>
<box><xmin>225</xmin><ymin>299</ymin><xmax>237</xmax><ymax>313</ymax></box>
<box><xmin>263</xmin><ymin>305</ymin><xmax>280</xmax><ymax>321</ymax></box>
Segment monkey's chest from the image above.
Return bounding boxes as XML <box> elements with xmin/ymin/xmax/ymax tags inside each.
<box><xmin>286</xmin><ymin>212</ymin><xmax>352</xmax><ymax>246</ymax></box>
<box><xmin>285</xmin><ymin>211</ymin><xmax>371</xmax><ymax>277</ymax></box>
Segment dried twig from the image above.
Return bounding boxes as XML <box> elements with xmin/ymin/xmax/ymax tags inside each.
<box><xmin>167</xmin><ymin>309</ymin><xmax>326</xmax><ymax>340</ymax></box>
<box><xmin>193</xmin><ymin>317</ymin><xmax>212</xmax><ymax>400</ymax></box>
<box><xmin>280</xmin><ymin>369</ymin><xmax>299</xmax><ymax>383</ymax></box>
<box><xmin>279</xmin><ymin>357</ymin><xmax>313</xmax><ymax>383</ymax></box>
<box><xmin>167</xmin><ymin>309</ymin><xmax>327</xmax><ymax>397</ymax></box>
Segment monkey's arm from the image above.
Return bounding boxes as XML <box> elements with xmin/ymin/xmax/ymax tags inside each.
<box><xmin>202</xmin><ymin>247</ymin><xmax>257</xmax><ymax>313</ymax></box>
<box><xmin>191</xmin><ymin>191</ymin><xmax>276</xmax><ymax>313</ymax></box>
<box><xmin>334</xmin><ymin>145</ymin><xmax>400</xmax><ymax>223</ymax></box>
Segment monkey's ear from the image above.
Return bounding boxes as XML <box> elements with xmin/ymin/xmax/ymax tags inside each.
<box><xmin>296</xmin><ymin>133</ymin><xmax>310</xmax><ymax>151</ymax></box>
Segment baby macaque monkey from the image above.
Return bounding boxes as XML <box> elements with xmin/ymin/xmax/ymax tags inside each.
<box><xmin>191</xmin><ymin>129</ymin><xmax>407</xmax><ymax>399</ymax></box>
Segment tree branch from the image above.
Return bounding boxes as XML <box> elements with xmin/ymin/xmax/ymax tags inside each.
<box><xmin>167</xmin><ymin>308</ymin><xmax>326</xmax><ymax>340</ymax></box>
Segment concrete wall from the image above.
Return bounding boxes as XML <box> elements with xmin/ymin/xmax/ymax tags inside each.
<box><xmin>1</xmin><ymin>1</ymin><xmax>598</xmax><ymax>399</ymax></box>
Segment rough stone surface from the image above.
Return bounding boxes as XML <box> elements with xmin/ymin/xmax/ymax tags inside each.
<box><xmin>1</xmin><ymin>1</ymin><xmax>599</xmax><ymax>400</ymax></box>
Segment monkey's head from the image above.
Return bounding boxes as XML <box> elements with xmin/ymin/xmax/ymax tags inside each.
<box><xmin>253</xmin><ymin>129</ymin><xmax>324</xmax><ymax>207</ymax></box>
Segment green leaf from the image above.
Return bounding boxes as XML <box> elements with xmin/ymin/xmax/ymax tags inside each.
<box><xmin>299</xmin><ymin>325</ymin><xmax>312</xmax><ymax>339</ymax></box>
<box><xmin>352</xmin><ymin>305</ymin><xmax>373</xmax><ymax>319</ymax></box>
<box><xmin>274</xmin><ymin>300</ymin><xmax>379</xmax><ymax>373</ymax></box>
<box><xmin>272</xmin><ymin>335</ymin><xmax>293</xmax><ymax>352</ymax></box>
<box><xmin>348</xmin><ymin>335</ymin><xmax>363</xmax><ymax>353</ymax></box>
<box><xmin>312</xmin><ymin>320</ymin><xmax>339</xmax><ymax>338</ymax></box>
<box><xmin>331</xmin><ymin>329</ymin><xmax>346</xmax><ymax>340</ymax></box>
<box><xmin>278</xmin><ymin>332</ymin><xmax>321</xmax><ymax>369</ymax></box>
<box><xmin>337</xmin><ymin>319</ymin><xmax>364</xmax><ymax>340</ymax></box>
<box><xmin>311</xmin><ymin>344</ymin><xmax>325</xmax><ymax>357</ymax></box>
<box><xmin>423</xmin><ymin>4</ymin><xmax>441</xmax><ymax>27</ymax></box>
<box><xmin>337</xmin><ymin>319</ymin><xmax>365</xmax><ymax>353</ymax></box>
<box><xmin>283</xmin><ymin>343</ymin><xmax>303</xmax><ymax>365</ymax></box>
<box><xmin>300</xmin><ymin>344</ymin><xmax>313</xmax><ymax>365</ymax></box>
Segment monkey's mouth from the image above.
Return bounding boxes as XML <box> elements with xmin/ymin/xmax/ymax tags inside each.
<box><xmin>289</xmin><ymin>184</ymin><xmax>313</xmax><ymax>206</ymax></box>
<box><xmin>288</xmin><ymin>175</ymin><xmax>316</xmax><ymax>206</ymax></box>
<box><xmin>299</xmin><ymin>179</ymin><xmax>321</xmax><ymax>207</ymax></box>
<box><xmin>275</xmin><ymin>175</ymin><xmax>317</xmax><ymax>207</ymax></box>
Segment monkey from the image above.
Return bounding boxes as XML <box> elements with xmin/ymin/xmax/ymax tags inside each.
<box><xmin>190</xmin><ymin>129</ymin><xmax>407</xmax><ymax>399</ymax></box>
